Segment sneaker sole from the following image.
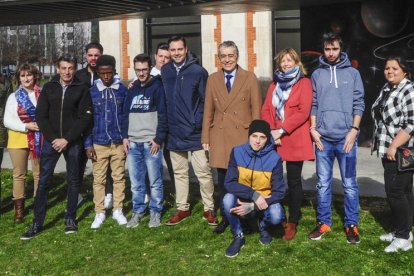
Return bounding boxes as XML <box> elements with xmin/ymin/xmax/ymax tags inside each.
<box><xmin>225</xmin><ymin>245</ymin><xmax>244</xmax><ymax>258</ymax></box>
<box><xmin>166</xmin><ymin>216</ymin><xmax>189</xmax><ymax>226</ymax></box>
<box><xmin>202</xmin><ymin>217</ymin><xmax>218</xmax><ymax>226</ymax></box>
<box><xmin>259</xmin><ymin>239</ymin><xmax>272</xmax><ymax>246</ymax></box>
<box><xmin>65</xmin><ymin>230</ymin><xmax>77</xmax><ymax>234</ymax></box>
<box><xmin>113</xmin><ymin>218</ymin><xmax>127</xmax><ymax>225</ymax></box>
<box><xmin>20</xmin><ymin>235</ymin><xmax>36</xmax><ymax>240</ymax></box>
<box><xmin>309</xmin><ymin>231</ymin><xmax>330</xmax><ymax>241</ymax></box>
<box><xmin>148</xmin><ymin>223</ymin><xmax>161</xmax><ymax>228</ymax></box>
<box><xmin>347</xmin><ymin>239</ymin><xmax>361</xmax><ymax>244</ymax></box>
<box><xmin>126</xmin><ymin>223</ymin><xmax>140</xmax><ymax>229</ymax></box>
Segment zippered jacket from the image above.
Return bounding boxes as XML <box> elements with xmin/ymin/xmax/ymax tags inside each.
<box><xmin>161</xmin><ymin>53</ymin><xmax>208</xmax><ymax>151</ymax></box>
<box><xmin>36</xmin><ymin>75</ymin><xmax>92</xmax><ymax>143</ymax></box>
<box><xmin>85</xmin><ymin>78</ymin><xmax>128</xmax><ymax>148</ymax></box>
<box><xmin>123</xmin><ymin>75</ymin><xmax>167</xmax><ymax>145</ymax></box>
<box><xmin>225</xmin><ymin>139</ymin><xmax>286</xmax><ymax>206</ymax></box>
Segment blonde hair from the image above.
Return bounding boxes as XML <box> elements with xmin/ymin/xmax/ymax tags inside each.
<box><xmin>274</xmin><ymin>48</ymin><xmax>307</xmax><ymax>75</ymax></box>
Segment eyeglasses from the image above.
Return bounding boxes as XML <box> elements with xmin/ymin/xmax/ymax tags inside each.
<box><xmin>134</xmin><ymin>68</ymin><xmax>149</xmax><ymax>73</ymax></box>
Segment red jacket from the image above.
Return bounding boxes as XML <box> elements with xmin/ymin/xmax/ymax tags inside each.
<box><xmin>261</xmin><ymin>77</ymin><xmax>314</xmax><ymax>162</ymax></box>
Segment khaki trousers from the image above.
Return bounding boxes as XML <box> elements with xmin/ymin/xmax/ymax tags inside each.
<box><xmin>92</xmin><ymin>144</ymin><xmax>126</xmax><ymax>213</ymax></box>
<box><xmin>170</xmin><ymin>149</ymin><xmax>214</xmax><ymax>211</ymax></box>
<box><xmin>8</xmin><ymin>148</ymin><xmax>40</xmax><ymax>200</ymax></box>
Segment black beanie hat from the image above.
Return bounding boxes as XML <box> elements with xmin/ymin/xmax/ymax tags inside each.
<box><xmin>248</xmin><ymin>120</ymin><xmax>271</xmax><ymax>141</ymax></box>
<box><xmin>96</xmin><ymin>54</ymin><xmax>116</xmax><ymax>68</ymax></box>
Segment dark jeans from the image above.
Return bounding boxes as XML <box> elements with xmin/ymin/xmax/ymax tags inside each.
<box><xmin>34</xmin><ymin>140</ymin><xmax>82</xmax><ymax>226</ymax></box>
<box><xmin>0</xmin><ymin>147</ymin><xmax>3</xmax><ymax>168</ymax></box>
<box><xmin>163</xmin><ymin>147</ymin><xmax>175</xmax><ymax>194</ymax></box>
<box><xmin>217</xmin><ymin>168</ymin><xmax>228</xmax><ymax>220</ymax></box>
<box><xmin>286</xmin><ymin>161</ymin><xmax>304</xmax><ymax>224</ymax></box>
<box><xmin>382</xmin><ymin>158</ymin><xmax>414</xmax><ymax>239</ymax></box>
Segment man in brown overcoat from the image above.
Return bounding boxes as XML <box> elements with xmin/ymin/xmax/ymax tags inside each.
<box><xmin>202</xmin><ymin>40</ymin><xmax>262</xmax><ymax>234</ymax></box>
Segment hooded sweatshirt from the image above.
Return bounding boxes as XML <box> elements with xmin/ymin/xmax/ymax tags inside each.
<box><xmin>311</xmin><ymin>52</ymin><xmax>365</xmax><ymax>141</ymax></box>
<box><xmin>224</xmin><ymin>138</ymin><xmax>286</xmax><ymax>206</ymax></box>
<box><xmin>123</xmin><ymin>75</ymin><xmax>167</xmax><ymax>145</ymax></box>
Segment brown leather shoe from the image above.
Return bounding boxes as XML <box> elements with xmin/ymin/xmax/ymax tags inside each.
<box><xmin>203</xmin><ymin>210</ymin><xmax>218</xmax><ymax>226</ymax></box>
<box><xmin>282</xmin><ymin>222</ymin><xmax>297</xmax><ymax>241</ymax></box>
<box><xmin>14</xmin><ymin>198</ymin><xmax>25</xmax><ymax>223</ymax></box>
<box><xmin>166</xmin><ymin>210</ymin><xmax>191</xmax><ymax>226</ymax></box>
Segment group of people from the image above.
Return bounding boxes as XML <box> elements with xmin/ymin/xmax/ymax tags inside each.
<box><xmin>0</xmin><ymin>31</ymin><xmax>413</xmax><ymax>257</ymax></box>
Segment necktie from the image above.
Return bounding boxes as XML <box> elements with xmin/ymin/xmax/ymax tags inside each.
<box><xmin>226</xmin><ymin>75</ymin><xmax>233</xmax><ymax>93</ymax></box>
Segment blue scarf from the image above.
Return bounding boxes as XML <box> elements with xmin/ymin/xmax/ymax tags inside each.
<box><xmin>272</xmin><ymin>66</ymin><xmax>303</xmax><ymax>121</ymax></box>
<box><xmin>15</xmin><ymin>85</ymin><xmax>41</xmax><ymax>159</ymax></box>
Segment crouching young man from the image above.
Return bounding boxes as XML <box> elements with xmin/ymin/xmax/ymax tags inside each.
<box><xmin>85</xmin><ymin>55</ymin><xmax>129</xmax><ymax>229</ymax></box>
<box><xmin>223</xmin><ymin>120</ymin><xmax>286</xmax><ymax>257</ymax></box>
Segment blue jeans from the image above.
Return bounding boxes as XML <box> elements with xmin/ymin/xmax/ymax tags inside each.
<box><xmin>34</xmin><ymin>140</ymin><xmax>82</xmax><ymax>226</ymax></box>
<box><xmin>222</xmin><ymin>193</ymin><xmax>285</xmax><ymax>236</ymax></box>
<box><xmin>128</xmin><ymin>141</ymin><xmax>163</xmax><ymax>214</ymax></box>
<box><xmin>315</xmin><ymin>138</ymin><xmax>359</xmax><ymax>227</ymax></box>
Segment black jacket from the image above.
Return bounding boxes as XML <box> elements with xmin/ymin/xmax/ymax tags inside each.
<box><xmin>75</xmin><ymin>67</ymin><xmax>99</xmax><ymax>88</ymax></box>
<box><xmin>36</xmin><ymin>75</ymin><xmax>92</xmax><ymax>143</ymax></box>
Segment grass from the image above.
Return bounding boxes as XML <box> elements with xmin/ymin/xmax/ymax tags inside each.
<box><xmin>1</xmin><ymin>169</ymin><xmax>414</xmax><ymax>275</ymax></box>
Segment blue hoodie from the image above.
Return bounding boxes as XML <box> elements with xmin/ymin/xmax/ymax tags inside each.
<box><xmin>311</xmin><ymin>53</ymin><xmax>365</xmax><ymax>141</ymax></box>
<box><xmin>224</xmin><ymin>138</ymin><xmax>286</xmax><ymax>206</ymax></box>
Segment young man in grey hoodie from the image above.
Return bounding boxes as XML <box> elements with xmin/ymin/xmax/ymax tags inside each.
<box><xmin>308</xmin><ymin>32</ymin><xmax>365</xmax><ymax>244</ymax></box>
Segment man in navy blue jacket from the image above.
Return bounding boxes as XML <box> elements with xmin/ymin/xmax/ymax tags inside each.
<box><xmin>161</xmin><ymin>36</ymin><xmax>217</xmax><ymax>226</ymax></box>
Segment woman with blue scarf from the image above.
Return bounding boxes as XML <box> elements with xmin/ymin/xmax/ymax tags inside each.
<box><xmin>261</xmin><ymin>48</ymin><xmax>314</xmax><ymax>240</ymax></box>
<box><xmin>4</xmin><ymin>64</ymin><xmax>42</xmax><ymax>223</ymax></box>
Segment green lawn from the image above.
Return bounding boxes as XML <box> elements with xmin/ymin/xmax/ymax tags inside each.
<box><xmin>1</xmin><ymin>169</ymin><xmax>413</xmax><ymax>275</ymax></box>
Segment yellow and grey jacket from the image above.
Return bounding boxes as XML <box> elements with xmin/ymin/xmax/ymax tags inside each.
<box><xmin>224</xmin><ymin>139</ymin><xmax>286</xmax><ymax>205</ymax></box>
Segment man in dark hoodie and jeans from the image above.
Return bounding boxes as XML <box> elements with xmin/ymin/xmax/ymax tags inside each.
<box><xmin>21</xmin><ymin>54</ymin><xmax>92</xmax><ymax>239</ymax></box>
<box><xmin>308</xmin><ymin>33</ymin><xmax>365</xmax><ymax>244</ymax></box>
<box><xmin>161</xmin><ymin>36</ymin><xmax>217</xmax><ymax>226</ymax></box>
<box><xmin>124</xmin><ymin>53</ymin><xmax>167</xmax><ymax>228</ymax></box>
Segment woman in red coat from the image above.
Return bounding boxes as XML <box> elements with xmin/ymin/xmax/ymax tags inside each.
<box><xmin>261</xmin><ymin>48</ymin><xmax>314</xmax><ymax>240</ymax></box>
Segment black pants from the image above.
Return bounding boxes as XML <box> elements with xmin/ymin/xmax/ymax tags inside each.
<box><xmin>285</xmin><ymin>161</ymin><xmax>304</xmax><ymax>224</ymax></box>
<box><xmin>163</xmin><ymin>147</ymin><xmax>175</xmax><ymax>194</ymax></box>
<box><xmin>217</xmin><ymin>168</ymin><xmax>228</xmax><ymax>219</ymax></box>
<box><xmin>382</xmin><ymin>158</ymin><xmax>414</xmax><ymax>239</ymax></box>
<box><xmin>0</xmin><ymin>147</ymin><xmax>3</xmax><ymax>168</ymax></box>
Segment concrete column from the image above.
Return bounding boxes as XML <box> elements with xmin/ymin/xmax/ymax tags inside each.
<box><xmin>99</xmin><ymin>20</ymin><xmax>122</xmax><ymax>76</ymax></box>
<box><xmin>253</xmin><ymin>11</ymin><xmax>273</xmax><ymax>79</ymax></box>
<box><xmin>99</xmin><ymin>19</ymin><xmax>144</xmax><ymax>80</ymax></box>
<box><xmin>221</xmin><ymin>13</ymin><xmax>247</xmax><ymax>69</ymax></box>
<box><xmin>201</xmin><ymin>14</ymin><xmax>217</xmax><ymax>74</ymax></box>
<box><xmin>126</xmin><ymin>19</ymin><xmax>144</xmax><ymax>80</ymax></box>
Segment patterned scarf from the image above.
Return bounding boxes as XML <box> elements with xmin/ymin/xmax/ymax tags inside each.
<box><xmin>271</xmin><ymin>66</ymin><xmax>303</xmax><ymax>121</ymax></box>
<box><xmin>16</xmin><ymin>84</ymin><xmax>42</xmax><ymax>159</ymax></box>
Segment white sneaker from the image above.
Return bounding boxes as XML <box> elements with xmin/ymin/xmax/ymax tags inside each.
<box><xmin>380</xmin><ymin>231</ymin><xmax>413</xmax><ymax>242</ymax></box>
<box><xmin>104</xmin><ymin>193</ymin><xmax>113</xmax><ymax>210</ymax></box>
<box><xmin>91</xmin><ymin>213</ymin><xmax>106</xmax><ymax>229</ymax></box>
<box><xmin>384</xmin><ymin>238</ymin><xmax>413</xmax><ymax>253</ymax></box>
<box><xmin>112</xmin><ymin>209</ymin><xmax>127</xmax><ymax>225</ymax></box>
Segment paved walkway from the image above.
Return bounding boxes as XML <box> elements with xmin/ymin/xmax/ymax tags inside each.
<box><xmin>1</xmin><ymin>146</ymin><xmax>386</xmax><ymax>198</ymax></box>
